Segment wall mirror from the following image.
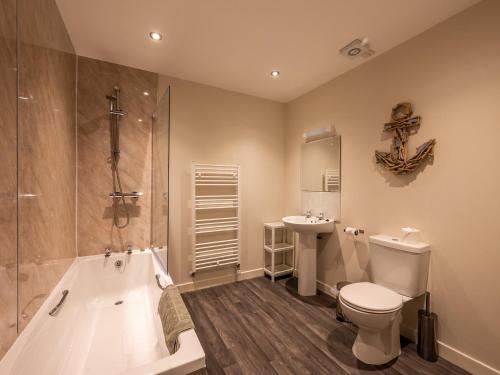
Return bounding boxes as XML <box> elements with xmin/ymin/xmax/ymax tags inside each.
<box><xmin>300</xmin><ymin>136</ymin><xmax>341</xmax><ymax>192</ymax></box>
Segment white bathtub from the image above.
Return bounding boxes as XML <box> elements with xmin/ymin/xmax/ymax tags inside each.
<box><xmin>0</xmin><ymin>250</ymin><xmax>205</xmax><ymax>375</ymax></box>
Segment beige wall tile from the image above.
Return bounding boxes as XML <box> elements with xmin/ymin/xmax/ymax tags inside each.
<box><xmin>0</xmin><ymin>0</ymin><xmax>18</xmax><ymax>358</ymax></box>
<box><xmin>151</xmin><ymin>88</ymin><xmax>170</xmax><ymax>248</ymax></box>
<box><xmin>77</xmin><ymin>57</ymin><xmax>158</xmax><ymax>255</ymax></box>
<box><xmin>16</xmin><ymin>0</ymin><xmax>77</xmax><ymax>338</ymax></box>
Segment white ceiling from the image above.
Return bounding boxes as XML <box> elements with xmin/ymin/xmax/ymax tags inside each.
<box><xmin>56</xmin><ymin>0</ymin><xmax>479</xmax><ymax>102</ymax></box>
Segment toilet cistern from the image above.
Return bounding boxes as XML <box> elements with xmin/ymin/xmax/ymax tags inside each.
<box><xmin>282</xmin><ymin>215</ymin><xmax>334</xmax><ymax>296</ymax></box>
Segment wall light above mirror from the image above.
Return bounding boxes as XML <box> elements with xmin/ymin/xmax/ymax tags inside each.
<box><xmin>300</xmin><ymin>136</ymin><xmax>341</xmax><ymax>192</ymax></box>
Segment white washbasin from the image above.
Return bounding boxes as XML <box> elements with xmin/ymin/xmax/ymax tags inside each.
<box><xmin>282</xmin><ymin>215</ymin><xmax>335</xmax><ymax>234</ymax></box>
<box><xmin>282</xmin><ymin>215</ymin><xmax>335</xmax><ymax>297</ymax></box>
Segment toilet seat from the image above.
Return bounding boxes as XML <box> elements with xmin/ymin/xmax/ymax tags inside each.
<box><xmin>340</xmin><ymin>282</ymin><xmax>403</xmax><ymax>314</ymax></box>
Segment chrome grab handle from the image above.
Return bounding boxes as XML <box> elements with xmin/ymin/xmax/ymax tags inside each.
<box><xmin>49</xmin><ymin>290</ymin><xmax>69</xmax><ymax>316</ymax></box>
<box><xmin>155</xmin><ymin>274</ymin><xmax>167</xmax><ymax>290</ymax></box>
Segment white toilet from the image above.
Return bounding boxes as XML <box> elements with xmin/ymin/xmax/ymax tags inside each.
<box><xmin>339</xmin><ymin>234</ymin><xmax>430</xmax><ymax>365</ymax></box>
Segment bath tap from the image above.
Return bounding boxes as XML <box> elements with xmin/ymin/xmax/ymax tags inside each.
<box><xmin>318</xmin><ymin>211</ymin><xmax>325</xmax><ymax>220</ymax></box>
<box><xmin>305</xmin><ymin>210</ymin><xmax>312</xmax><ymax>218</ymax></box>
<box><xmin>104</xmin><ymin>248</ymin><xmax>112</xmax><ymax>257</ymax></box>
<box><xmin>127</xmin><ymin>245</ymin><xmax>133</xmax><ymax>254</ymax></box>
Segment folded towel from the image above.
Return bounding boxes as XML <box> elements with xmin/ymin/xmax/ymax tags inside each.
<box><xmin>158</xmin><ymin>285</ymin><xmax>195</xmax><ymax>354</ymax></box>
<box><xmin>155</xmin><ymin>273</ymin><xmax>169</xmax><ymax>289</ymax></box>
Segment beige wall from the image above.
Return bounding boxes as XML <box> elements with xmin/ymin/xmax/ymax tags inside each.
<box><xmin>158</xmin><ymin>76</ymin><xmax>286</xmax><ymax>287</ymax></box>
<box><xmin>285</xmin><ymin>0</ymin><xmax>500</xmax><ymax>372</ymax></box>
<box><xmin>77</xmin><ymin>57</ymin><xmax>158</xmax><ymax>255</ymax></box>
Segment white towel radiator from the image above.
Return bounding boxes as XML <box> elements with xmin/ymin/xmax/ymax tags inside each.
<box><xmin>191</xmin><ymin>163</ymin><xmax>240</xmax><ymax>275</ymax></box>
<box><xmin>325</xmin><ymin>169</ymin><xmax>340</xmax><ymax>192</ymax></box>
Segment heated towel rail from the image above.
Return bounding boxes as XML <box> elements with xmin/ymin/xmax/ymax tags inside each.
<box><xmin>191</xmin><ymin>163</ymin><xmax>240</xmax><ymax>275</ymax></box>
<box><xmin>325</xmin><ymin>169</ymin><xmax>340</xmax><ymax>192</ymax></box>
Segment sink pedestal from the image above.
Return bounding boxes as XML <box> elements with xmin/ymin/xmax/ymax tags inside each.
<box><xmin>282</xmin><ymin>216</ymin><xmax>334</xmax><ymax>297</ymax></box>
<box><xmin>297</xmin><ymin>233</ymin><xmax>317</xmax><ymax>296</ymax></box>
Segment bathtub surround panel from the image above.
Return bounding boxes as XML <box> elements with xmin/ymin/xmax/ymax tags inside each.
<box><xmin>285</xmin><ymin>1</ymin><xmax>500</xmax><ymax>372</ymax></box>
<box><xmin>158</xmin><ymin>75</ymin><xmax>286</xmax><ymax>288</ymax></box>
<box><xmin>151</xmin><ymin>88</ymin><xmax>170</xmax><ymax>249</ymax></box>
<box><xmin>0</xmin><ymin>0</ymin><xmax>18</xmax><ymax>359</ymax></box>
<box><xmin>77</xmin><ymin>57</ymin><xmax>158</xmax><ymax>256</ymax></box>
<box><xmin>17</xmin><ymin>0</ymin><xmax>77</xmax><ymax>332</ymax></box>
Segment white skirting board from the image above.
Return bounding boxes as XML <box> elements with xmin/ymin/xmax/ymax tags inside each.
<box><xmin>316</xmin><ymin>279</ymin><xmax>500</xmax><ymax>375</ymax></box>
<box><xmin>177</xmin><ymin>268</ymin><xmax>263</xmax><ymax>293</ymax></box>
<box><xmin>437</xmin><ymin>341</ymin><xmax>500</xmax><ymax>375</ymax></box>
<box><xmin>316</xmin><ymin>279</ymin><xmax>338</xmax><ymax>297</ymax></box>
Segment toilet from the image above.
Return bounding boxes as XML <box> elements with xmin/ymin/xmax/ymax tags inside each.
<box><xmin>339</xmin><ymin>234</ymin><xmax>430</xmax><ymax>365</ymax></box>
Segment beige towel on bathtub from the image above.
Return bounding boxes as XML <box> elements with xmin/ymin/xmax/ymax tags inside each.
<box><xmin>158</xmin><ymin>284</ymin><xmax>195</xmax><ymax>354</ymax></box>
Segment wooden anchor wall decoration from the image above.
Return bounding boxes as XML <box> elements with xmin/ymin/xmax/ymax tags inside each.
<box><xmin>375</xmin><ymin>102</ymin><xmax>435</xmax><ymax>175</ymax></box>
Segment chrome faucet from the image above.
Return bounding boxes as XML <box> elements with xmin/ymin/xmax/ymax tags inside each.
<box><xmin>318</xmin><ymin>211</ymin><xmax>325</xmax><ymax>220</ymax></box>
<box><xmin>305</xmin><ymin>210</ymin><xmax>312</xmax><ymax>218</ymax></box>
<box><xmin>127</xmin><ymin>245</ymin><xmax>133</xmax><ymax>254</ymax></box>
<box><xmin>104</xmin><ymin>248</ymin><xmax>112</xmax><ymax>257</ymax></box>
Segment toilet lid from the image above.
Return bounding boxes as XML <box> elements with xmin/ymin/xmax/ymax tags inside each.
<box><xmin>339</xmin><ymin>282</ymin><xmax>403</xmax><ymax>312</ymax></box>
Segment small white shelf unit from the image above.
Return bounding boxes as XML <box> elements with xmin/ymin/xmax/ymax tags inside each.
<box><xmin>192</xmin><ymin>163</ymin><xmax>241</xmax><ymax>275</ymax></box>
<box><xmin>263</xmin><ymin>222</ymin><xmax>295</xmax><ymax>281</ymax></box>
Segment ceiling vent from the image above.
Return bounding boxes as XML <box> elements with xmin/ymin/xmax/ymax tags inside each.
<box><xmin>340</xmin><ymin>38</ymin><xmax>375</xmax><ymax>59</ymax></box>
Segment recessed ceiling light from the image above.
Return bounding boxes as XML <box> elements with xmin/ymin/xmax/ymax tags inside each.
<box><xmin>270</xmin><ymin>70</ymin><xmax>280</xmax><ymax>78</ymax></box>
<box><xmin>149</xmin><ymin>31</ymin><xmax>162</xmax><ymax>41</ymax></box>
<box><xmin>143</xmin><ymin>91</ymin><xmax>149</xmax><ymax>96</ymax></box>
<box><xmin>138</xmin><ymin>118</ymin><xmax>143</xmax><ymax>123</ymax></box>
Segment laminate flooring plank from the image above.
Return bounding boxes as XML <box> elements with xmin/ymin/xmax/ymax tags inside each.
<box><xmin>196</xmin><ymin>286</ymin><xmax>278</xmax><ymax>375</ymax></box>
<box><xmin>242</xmin><ymin>279</ymin><xmax>348</xmax><ymax>375</ymax></box>
<box><xmin>219</xmin><ymin>282</ymin><xmax>314</xmax><ymax>375</ymax></box>
<box><xmin>183</xmin><ymin>292</ymin><xmax>233</xmax><ymax>374</ymax></box>
<box><xmin>183</xmin><ymin>277</ymin><xmax>471</xmax><ymax>375</ymax></box>
<box><xmin>244</xmin><ymin>278</ymin><xmax>351</xmax><ymax>374</ymax></box>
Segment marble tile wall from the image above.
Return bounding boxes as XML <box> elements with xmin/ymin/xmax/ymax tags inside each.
<box><xmin>151</xmin><ymin>88</ymin><xmax>170</xmax><ymax>249</ymax></box>
<box><xmin>77</xmin><ymin>57</ymin><xmax>158</xmax><ymax>256</ymax></box>
<box><xmin>0</xmin><ymin>0</ymin><xmax>18</xmax><ymax>359</ymax></box>
<box><xmin>17</xmin><ymin>0</ymin><xmax>77</xmax><ymax>332</ymax></box>
<box><xmin>0</xmin><ymin>0</ymin><xmax>78</xmax><ymax>355</ymax></box>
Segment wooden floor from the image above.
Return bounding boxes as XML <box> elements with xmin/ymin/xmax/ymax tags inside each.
<box><xmin>182</xmin><ymin>277</ymin><xmax>470</xmax><ymax>375</ymax></box>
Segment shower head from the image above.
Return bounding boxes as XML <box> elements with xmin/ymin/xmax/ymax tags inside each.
<box><xmin>107</xmin><ymin>89</ymin><xmax>126</xmax><ymax>116</ymax></box>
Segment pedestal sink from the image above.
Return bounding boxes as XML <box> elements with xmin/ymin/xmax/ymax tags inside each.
<box><xmin>282</xmin><ymin>216</ymin><xmax>335</xmax><ymax>296</ymax></box>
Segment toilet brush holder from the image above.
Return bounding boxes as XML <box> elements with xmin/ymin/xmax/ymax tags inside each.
<box><xmin>417</xmin><ymin>292</ymin><xmax>439</xmax><ymax>362</ymax></box>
